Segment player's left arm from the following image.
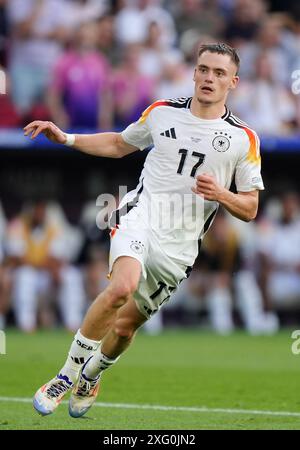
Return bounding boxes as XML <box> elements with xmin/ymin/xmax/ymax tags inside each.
<box><xmin>192</xmin><ymin>174</ymin><xmax>258</xmax><ymax>222</ymax></box>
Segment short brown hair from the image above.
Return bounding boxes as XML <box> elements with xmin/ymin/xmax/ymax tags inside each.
<box><xmin>198</xmin><ymin>43</ymin><xmax>240</xmax><ymax>74</ymax></box>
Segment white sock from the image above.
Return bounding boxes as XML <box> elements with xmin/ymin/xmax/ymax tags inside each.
<box><xmin>59</xmin><ymin>329</ymin><xmax>101</xmax><ymax>384</ymax></box>
<box><xmin>83</xmin><ymin>346</ymin><xmax>120</xmax><ymax>380</ymax></box>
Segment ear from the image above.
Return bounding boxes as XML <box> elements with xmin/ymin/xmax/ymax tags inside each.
<box><xmin>193</xmin><ymin>68</ymin><xmax>196</xmax><ymax>81</ymax></box>
<box><xmin>229</xmin><ymin>75</ymin><xmax>239</xmax><ymax>90</ymax></box>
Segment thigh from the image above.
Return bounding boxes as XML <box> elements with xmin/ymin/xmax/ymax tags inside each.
<box><xmin>109</xmin><ymin>224</ymin><xmax>149</xmax><ymax>280</ymax></box>
<box><xmin>110</xmin><ymin>255</ymin><xmax>142</xmax><ymax>292</ymax></box>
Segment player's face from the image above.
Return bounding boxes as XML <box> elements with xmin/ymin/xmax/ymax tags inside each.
<box><xmin>193</xmin><ymin>51</ymin><xmax>239</xmax><ymax>105</ymax></box>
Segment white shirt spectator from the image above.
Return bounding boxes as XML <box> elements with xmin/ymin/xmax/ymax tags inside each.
<box><xmin>116</xmin><ymin>0</ymin><xmax>176</xmax><ymax>48</ymax></box>
<box><xmin>155</xmin><ymin>51</ymin><xmax>194</xmax><ymax>100</ymax></box>
<box><xmin>228</xmin><ymin>80</ymin><xmax>296</xmax><ymax>135</ymax></box>
<box><xmin>8</xmin><ymin>0</ymin><xmax>67</xmax><ymax>69</ymax></box>
<box><xmin>62</xmin><ymin>0</ymin><xmax>108</xmax><ymax>29</ymax></box>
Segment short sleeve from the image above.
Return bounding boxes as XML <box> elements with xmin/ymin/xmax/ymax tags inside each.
<box><xmin>121</xmin><ymin>104</ymin><xmax>154</xmax><ymax>151</ymax></box>
<box><xmin>235</xmin><ymin>129</ymin><xmax>264</xmax><ymax>192</ymax></box>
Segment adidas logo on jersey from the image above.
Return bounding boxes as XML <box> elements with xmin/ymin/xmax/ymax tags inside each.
<box><xmin>160</xmin><ymin>128</ymin><xmax>177</xmax><ymax>139</ymax></box>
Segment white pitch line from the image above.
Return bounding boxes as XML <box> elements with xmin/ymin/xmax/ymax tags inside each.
<box><xmin>0</xmin><ymin>396</ymin><xmax>300</xmax><ymax>418</ymax></box>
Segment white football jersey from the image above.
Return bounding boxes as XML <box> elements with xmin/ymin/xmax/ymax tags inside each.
<box><xmin>117</xmin><ymin>97</ymin><xmax>264</xmax><ymax>267</ymax></box>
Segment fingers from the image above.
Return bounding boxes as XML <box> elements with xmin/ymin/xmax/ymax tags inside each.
<box><xmin>195</xmin><ymin>178</ymin><xmax>212</xmax><ymax>191</ymax></box>
<box><xmin>24</xmin><ymin>121</ymin><xmax>51</xmax><ymax>135</ymax></box>
<box><xmin>23</xmin><ymin>121</ymin><xmax>62</xmax><ymax>141</ymax></box>
<box><xmin>32</xmin><ymin>124</ymin><xmax>46</xmax><ymax>139</ymax></box>
<box><xmin>23</xmin><ymin>121</ymin><xmax>39</xmax><ymax>133</ymax></box>
<box><xmin>24</xmin><ymin>121</ymin><xmax>48</xmax><ymax>139</ymax></box>
<box><xmin>196</xmin><ymin>173</ymin><xmax>214</xmax><ymax>182</ymax></box>
<box><xmin>24</xmin><ymin>121</ymin><xmax>44</xmax><ymax>135</ymax></box>
<box><xmin>192</xmin><ymin>175</ymin><xmax>215</xmax><ymax>200</ymax></box>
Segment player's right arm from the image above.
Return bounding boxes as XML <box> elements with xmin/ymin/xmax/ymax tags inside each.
<box><xmin>23</xmin><ymin>121</ymin><xmax>139</xmax><ymax>158</ymax></box>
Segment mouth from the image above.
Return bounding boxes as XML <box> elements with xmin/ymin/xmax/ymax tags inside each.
<box><xmin>201</xmin><ymin>86</ymin><xmax>214</xmax><ymax>93</ymax></box>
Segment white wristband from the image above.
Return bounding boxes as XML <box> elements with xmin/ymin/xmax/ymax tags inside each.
<box><xmin>64</xmin><ymin>133</ymin><xmax>75</xmax><ymax>147</ymax></box>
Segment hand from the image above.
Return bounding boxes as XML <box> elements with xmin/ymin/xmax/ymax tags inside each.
<box><xmin>191</xmin><ymin>173</ymin><xmax>224</xmax><ymax>201</ymax></box>
<box><xmin>24</xmin><ymin>120</ymin><xmax>67</xmax><ymax>144</ymax></box>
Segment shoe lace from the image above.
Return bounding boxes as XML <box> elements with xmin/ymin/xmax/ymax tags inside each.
<box><xmin>76</xmin><ymin>376</ymin><xmax>98</xmax><ymax>397</ymax></box>
<box><xmin>46</xmin><ymin>380</ymin><xmax>71</xmax><ymax>399</ymax></box>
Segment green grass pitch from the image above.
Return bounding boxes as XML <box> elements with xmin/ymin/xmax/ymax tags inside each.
<box><xmin>0</xmin><ymin>328</ymin><xmax>300</xmax><ymax>430</ymax></box>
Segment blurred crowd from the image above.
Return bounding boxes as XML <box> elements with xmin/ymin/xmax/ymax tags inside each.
<box><xmin>1</xmin><ymin>191</ymin><xmax>300</xmax><ymax>334</ymax></box>
<box><xmin>0</xmin><ymin>0</ymin><xmax>300</xmax><ymax>134</ymax></box>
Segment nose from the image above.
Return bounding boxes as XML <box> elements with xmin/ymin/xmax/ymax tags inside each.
<box><xmin>205</xmin><ymin>72</ymin><xmax>214</xmax><ymax>83</ymax></box>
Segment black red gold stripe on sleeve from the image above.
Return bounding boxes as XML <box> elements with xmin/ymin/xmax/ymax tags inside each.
<box><xmin>139</xmin><ymin>100</ymin><xmax>169</xmax><ymax>123</ymax></box>
<box><xmin>242</xmin><ymin>126</ymin><xmax>261</xmax><ymax>164</ymax></box>
<box><xmin>224</xmin><ymin>114</ymin><xmax>261</xmax><ymax>164</ymax></box>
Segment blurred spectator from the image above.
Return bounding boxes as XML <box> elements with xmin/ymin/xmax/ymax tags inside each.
<box><xmin>165</xmin><ymin>210</ymin><xmax>240</xmax><ymax>334</ymax></box>
<box><xmin>7</xmin><ymin>0</ymin><xmax>69</xmax><ymax>119</ymax></box>
<box><xmin>237</xmin><ymin>14</ymin><xmax>297</xmax><ymax>86</ymax></box>
<box><xmin>257</xmin><ymin>192</ymin><xmax>300</xmax><ymax>319</ymax></box>
<box><xmin>0</xmin><ymin>261</ymin><xmax>10</xmax><ymax>330</ymax></box>
<box><xmin>62</xmin><ymin>0</ymin><xmax>109</xmax><ymax>30</ymax></box>
<box><xmin>169</xmin><ymin>210</ymin><xmax>279</xmax><ymax>335</ymax></box>
<box><xmin>217</xmin><ymin>0</ymin><xmax>236</xmax><ymax>18</ymax></box>
<box><xmin>83</xmin><ymin>246</ymin><xmax>109</xmax><ymax>304</ymax></box>
<box><xmin>138</xmin><ymin>0</ymin><xmax>176</xmax><ymax>48</ymax></box>
<box><xmin>269</xmin><ymin>0</ymin><xmax>300</xmax><ymax>15</ymax></box>
<box><xmin>155</xmin><ymin>49</ymin><xmax>193</xmax><ymax>100</ymax></box>
<box><xmin>6</xmin><ymin>201</ymin><xmax>85</xmax><ymax>332</ymax></box>
<box><xmin>230</xmin><ymin>216</ymin><xmax>279</xmax><ymax>334</ymax></box>
<box><xmin>179</xmin><ymin>32</ymin><xmax>216</xmax><ymax>68</ymax></box>
<box><xmin>200</xmin><ymin>210</ymin><xmax>240</xmax><ymax>334</ymax></box>
<box><xmin>97</xmin><ymin>15</ymin><xmax>121</xmax><ymax>66</ymax></box>
<box><xmin>228</xmin><ymin>51</ymin><xmax>296</xmax><ymax>135</ymax></box>
<box><xmin>115</xmin><ymin>0</ymin><xmax>176</xmax><ymax>48</ymax></box>
<box><xmin>0</xmin><ymin>201</ymin><xmax>10</xmax><ymax>329</ymax></box>
<box><xmin>77</xmin><ymin>203</ymin><xmax>108</xmax><ymax>303</ymax></box>
<box><xmin>0</xmin><ymin>67</ymin><xmax>21</xmax><ymax>127</ymax></box>
<box><xmin>112</xmin><ymin>44</ymin><xmax>155</xmax><ymax>128</ymax></box>
<box><xmin>0</xmin><ymin>0</ymin><xmax>8</xmax><ymax>66</ymax></box>
<box><xmin>223</xmin><ymin>0</ymin><xmax>267</xmax><ymax>47</ymax></box>
<box><xmin>48</xmin><ymin>21</ymin><xmax>113</xmax><ymax>130</ymax></box>
<box><xmin>171</xmin><ymin>0</ymin><xmax>224</xmax><ymax>39</ymax></box>
<box><xmin>139</xmin><ymin>21</ymin><xmax>166</xmax><ymax>80</ymax></box>
<box><xmin>77</xmin><ymin>200</ymin><xmax>110</xmax><ymax>265</ymax></box>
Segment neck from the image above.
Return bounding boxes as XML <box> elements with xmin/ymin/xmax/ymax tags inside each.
<box><xmin>190</xmin><ymin>97</ymin><xmax>226</xmax><ymax>120</ymax></box>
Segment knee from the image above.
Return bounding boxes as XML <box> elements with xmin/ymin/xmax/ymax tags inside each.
<box><xmin>113</xmin><ymin>318</ymin><xmax>137</xmax><ymax>341</ymax></box>
<box><xmin>105</xmin><ymin>281</ymin><xmax>138</xmax><ymax>309</ymax></box>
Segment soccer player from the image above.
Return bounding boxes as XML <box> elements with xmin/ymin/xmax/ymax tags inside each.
<box><xmin>24</xmin><ymin>43</ymin><xmax>264</xmax><ymax>417</ymax></box>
